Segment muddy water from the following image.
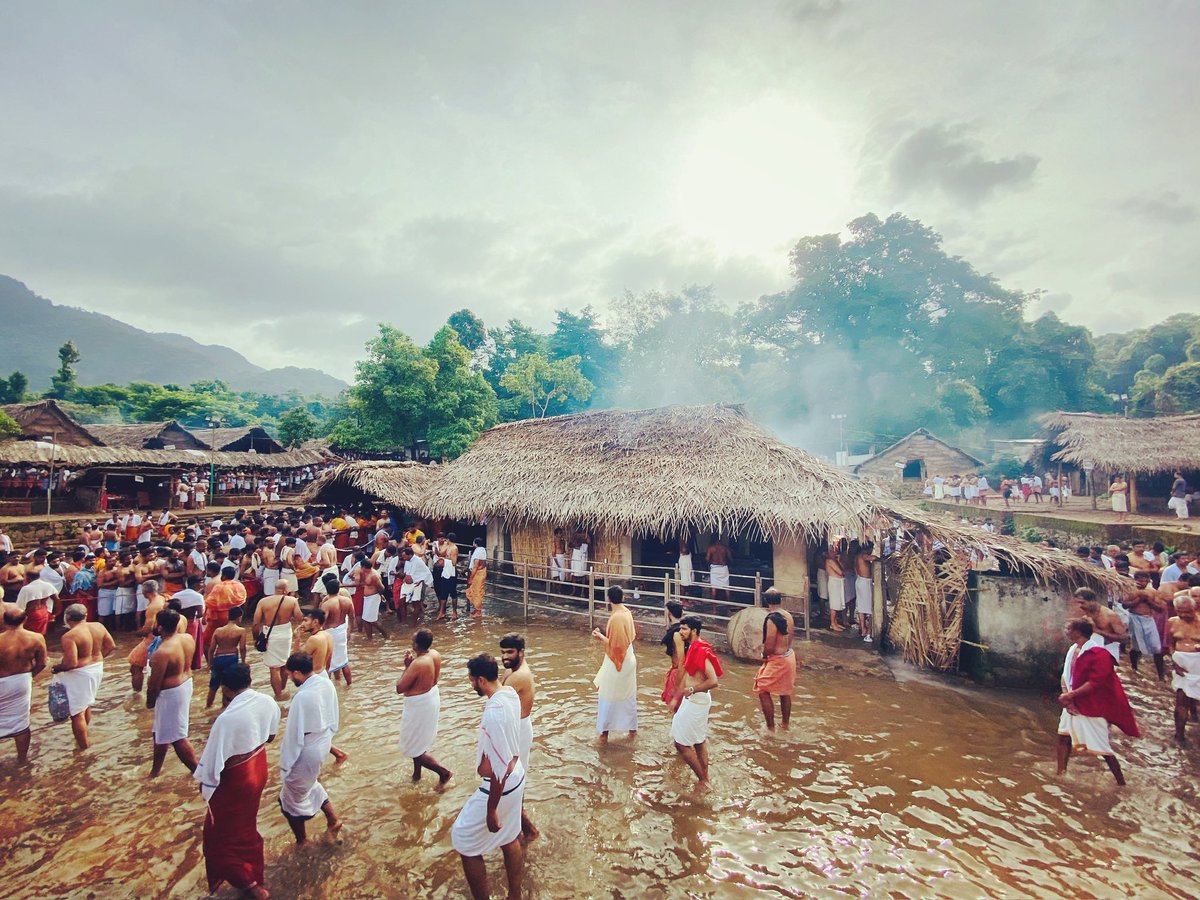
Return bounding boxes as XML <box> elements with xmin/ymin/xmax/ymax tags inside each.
<box><xmin>2</xmin><ymin>616</ymin><xmax>1199</xmax><ymax>899</ymax></box>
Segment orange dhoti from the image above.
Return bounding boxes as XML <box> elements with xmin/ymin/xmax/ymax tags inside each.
<box><xmin>466</xmin><ymin>568</ymin><xmax>486</xmax><ymax>612</ymax></box>
<box><xmin>754</xmin><ymin>650</ymin><xmax>797</xmax><ymax>696</ymax></box>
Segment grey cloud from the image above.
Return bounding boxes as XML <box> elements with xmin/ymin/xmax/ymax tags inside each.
<box><xmin>1119</xmin><ymin>190</ymin><xmax>1197</xmax><ymax>224</ymax></box>
<box><xmin>888</xmin><ymin>124</ymin><xmax>1039</xmax><ymax>206</ymax></box>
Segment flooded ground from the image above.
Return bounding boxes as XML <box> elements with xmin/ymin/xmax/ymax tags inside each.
<box><xmin>2</xmin><ymin>611</ymin><xmax>1199</xmax><ymax>899</ymax></box>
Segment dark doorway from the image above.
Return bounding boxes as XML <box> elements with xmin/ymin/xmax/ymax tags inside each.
<box><xmin>902</xmin><ymin>458</ymin><xmax>924</xmax><ymax>480</ymax></box>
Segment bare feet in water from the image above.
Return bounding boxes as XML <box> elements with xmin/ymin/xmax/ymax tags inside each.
<box><xmin>331</xmin><ymin>746</ymin><xmax>349</xmax><ymax>764</ymax></box>
<box><xmin>435</xmin><ymin>770</ymin><xmax>453</xmax><ymax>793</ymax></box>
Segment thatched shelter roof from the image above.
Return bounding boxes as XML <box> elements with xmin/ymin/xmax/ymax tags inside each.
<box><xmin>299</xmin><ymin>460</ymin><xmax>441</xmax><ymax>511</ymax></box>
<box><xmin>1</xmin><ymin>400</ymin><xmax>104</xmax><ymax>447</ymax></box>
<box><xmin>1040</xmin><ymin>412</ymin><xmax>1200</xmax><ymax>474</ymax></box>
<box><xmin>0</xmin><ymin>441</ymin><xmax>329</xmax><ymax>470</ymax></box>
<box><xmin>205</xmin><ymin>426</ymin><xmax>285</xmax><ymax>454</ymax></box>
<box><xmin>423</xmin><ymin>404</ymin><xmax>880</xmax><ymax>539</ymax></box>
<box><xmin>85</xmin><ymin>421</ymin><xmax>208</xmax><ymax>451</ymax></box>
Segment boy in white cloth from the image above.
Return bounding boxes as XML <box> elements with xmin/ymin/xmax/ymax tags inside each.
<box><xmin>146</xmin><ymin>608</ymin><xmax>198</xmax><ymax>776</ymax></box>
<box><xmin>1166</xmin><ymin>593</ymin><xmax>1200</xmax><ymax>743</ymax></box>
<box><xmin>670</xmin><ymin>616</ymin><xmax>723</xmax><ymax>792</ymax></box>
<box><xmin>51</xmin><ymin>604</ymin><xmax>115</xmax><ymax>749</ymax></box>
<box><xmin>280</xmin><ymin>652</ymin><xmax>343</xmax><ymax>844</ymax></box>
<box><xmin>0</xmin><ymin>603</ymin><xmax>47</xmax><ymax>764</ymax></box>
<box><xmin>500</xmin><ymin>632</ymin><xmax>538</xmax><ymax>841</ymax></box>
<box><xmin>395</xmin><ymin>628</ymin><xmax>452</xmax><ymax>790</ymax></box>
<box><xmin>451</xmin><ymin>653</ymin><xmax>526</xmax><ymax>900</ymax></box>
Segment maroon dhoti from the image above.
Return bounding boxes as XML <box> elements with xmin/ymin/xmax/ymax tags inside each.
<box><xmin>204</xmin><ymin>747</ymin><xmax>268</xmax><ymax>893</ymax></box>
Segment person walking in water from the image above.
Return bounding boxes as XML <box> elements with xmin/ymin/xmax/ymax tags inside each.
<box><xmin>500</xmin><ymin>632</ymin><xmax>538</xmax><ymax>841</ymax></box>
<box><xmin>754</xmin><ymin>588</ymin><xmax>796</xmax><ymax>730</ymax></box>
<box><xmin>671</xmin><ymin>616</ymin><xmax>723</xmax><ymax>792</ymax></box>
<box><xmin>0</xmin><ymin>602</ymin><xmax>47</xmax><ymax>764</ymax></box>
<box><xmin>51</xmin><ymin>604</ymin><xmax>115</xmax><ymax>750</ymax></box>
<box><xmin>146</xmin><ymin>608</ymin><xmax>198</xmax><ymax>776</ymax></box>
<box><xmin>279</xmin><ymin>652</ymin><xmax>343</xmax><ymax>845</ymax></box>
<box><xmin>396</xmin><ymin>628</ymin><xmax>452</xmax><ymax>792</ymax></box>
<box><xmin>592</xmin><ymin>584</ymin><xmax>637</xmax><ymax>743</ymax></box>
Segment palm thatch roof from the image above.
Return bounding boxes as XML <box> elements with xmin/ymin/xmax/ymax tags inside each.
<box><xmin>1040</xmin><ymin>412</ymin><xmax>1200</xmax><ymax>474</ymax></box>
<box><xmin>84</xmin><ymin>421</ymin><xmax>208</xmax><ymax>451</ymax></box>
<box><xmin>299</xmin><ymin>460</ymin><xmax>442</xmax><ymax>510</ymax></box>
<box><xmin>205</xmin><ymin>426</ymin><xmax>285</xmax><ymax>454</ymax></box>
<box><xmin>1</xmin><ymin>400</ymin><xmax>104</xmax><ymax>447</ymax></box>
<box><xmin>0</xmin><ymin>441</ymin><xmax>330</xmax><ymax>470</ymax></box>
<box><xmin>423</xmin><ymin>404</ymin><xmax>881</xmax><ymax>539</ymax></box>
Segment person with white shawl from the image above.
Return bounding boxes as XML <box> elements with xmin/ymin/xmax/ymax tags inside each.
<box><xmin>395</xmin><ymin>628</ymin><xmax>452</xmax><ymax>790</ymax></box>
<box><xmin>1166</xmin><ymin>592</ymin><xmax>1200</xmax><ymax>743</ymax></box>
<box><xmin>193</xmin><ymin>662</ymin><xmax>280</xmax><ymax>900</ymax></box>
<box><xmin>279</xmin><ymin>651</ymin><xmax>342</xmax><ymax>844</ymax></box>
<box><xmin>592</xmin><ymin>584</ymin><xmax>638</xmax><ymax>742</ymax></box>
<box><xmin>451</xmin><ymin>653</ymin><xmax>526</xmax><ymax>900</ymax></box>
<box><xmin>51</xmin><ymin>604</ymin><xmax>115</xmax><ymax>750</ymax></box>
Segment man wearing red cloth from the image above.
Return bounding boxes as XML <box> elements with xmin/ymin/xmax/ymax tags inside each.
<box><xmin>194</xmin><ymin>662</ymin><xmax>280</xmax><ymax>900</ymax></box>
<box><xmin>670</xmin><ymin>616</ymin><xmax>723</xmax><ymax>792</ymax></box>
<box><xmin>1056</xmin><ymin>618</ymin><xmax>1140</xmax><ymax>786</ymax></box>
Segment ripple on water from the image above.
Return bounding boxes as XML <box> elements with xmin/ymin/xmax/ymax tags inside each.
<box><xmin>3</xmin><ymin>615</ymin><xmax>1200</xmax><ymax>897</ymax></box>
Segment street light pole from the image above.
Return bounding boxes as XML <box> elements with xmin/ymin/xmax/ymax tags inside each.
<box><xmin>831</xmin><ymin>414</ymin><xmax>847</xmax><ymax>463</ymax></box>
<box><xmin>43</xmin><ymin>428</ymin><xmax>58</xmax><ymax>518</ymax></box>
<box><xmin>206</xmin><ymin>416</ymin><xmax>222</xmax><ymax>502</ymax></box>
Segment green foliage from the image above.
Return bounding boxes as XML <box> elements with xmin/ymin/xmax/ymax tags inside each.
<box><xmin>992</xmin><ymin>456</ymin><xmax>1027</xmax><ymax>480</ymax></box>
<box><xmin>934</xmin><ymin>379</ymin><xmax>990</xmax><ymax>428</ymax></box>
<box><xmin>1020</xmin><ymin>526</ymin><xmax>1046</xmax><ymax>544</ymax></box>
<box><xmin>548</xmin><ymin>307</ymin><xmax>618</xmax><ymax>409</ymax></box>
<box><xmin>0</xmin><ymin>410</ymin><xmax>20</xmax><ymax>440</ymax></box>
<box><xmin>47</xmin><ymin>340</ymin><xmax>81</xmax><ymax>399</ymax></box>
<box><xmin>423</xmin><ymin>326</ymin><xmax>498</xmax><ymax>458</ymax></box>
<box><xmin>1093</xmin><ymin>313</ymin><xmax>1200</xmax><ymax>401</ymax></box>
<box><xmin>499</xmin><ymin>352</ymin><xmax>592</xmax><ymax>419</ymax></box>
<box><xmin>0</xmin><ymin>371</ymin><xmax>27</xmax><ymax>404</ymax></box>
<box><xmin>278</xmin><ymin>407</ymin><xmax>319</xmax><ymax>449</ymax></box>
<box><xmin>446</xmin><ymin>309</ymin><xmax>488</xmax><ymax>354</ymax></box>
<box><xmin>1156</xmin><ymin>361</ymin><xmax>1200</xmax><ymax>413</ymax></box>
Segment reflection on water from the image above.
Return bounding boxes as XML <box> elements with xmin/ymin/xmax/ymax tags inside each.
<box><xmin>2</xmin><ymin>616</ymin><xmax>1199</xmax><ymax>898</ymax></box>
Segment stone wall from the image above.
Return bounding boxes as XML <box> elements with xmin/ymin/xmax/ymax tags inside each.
<box><xmin>960</xmin><ymin>573</ymin><xmax>1073</xmax><ymax>689</ymax></box>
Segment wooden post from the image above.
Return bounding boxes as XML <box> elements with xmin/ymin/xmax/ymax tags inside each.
<box><xmin>588</xmin><ymin>568</ymin><xmax>596</xmax><ymax>632</ymax></box>
<box><xmin>522</xmin><ymin>561</ymin><xmax>529</xmax><ymax>623</ymax></box>
<box><xmin>99</xmin><ymin>472</ymin><xmax>108</xmax><ymax>515</ymax></box>
<box><xmin>663</xmin><ymin>571</ymin><xmax>671</xmax><ymax>609</ymax></box>
<box><xmin>1129</xmin><ymin>473</ymin><xmax>1139</xmax><ymax>514</ymax></box>
<box><xmin>754</xmin><ymin>571</ymin><xmax>762</xmax><ymax>607</ymax></box>
<box><xmin>872</xmin><ymin>559</ymin><xmax>885</xmax><ymax>645</ymax></box>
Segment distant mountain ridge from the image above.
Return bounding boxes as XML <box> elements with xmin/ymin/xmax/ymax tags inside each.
<box><xmin>0</xmin><ymin>275</ymin><xmax>347</xmax><ymax>396</ymax></box>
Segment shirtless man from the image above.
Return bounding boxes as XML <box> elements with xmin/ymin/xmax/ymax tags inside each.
<box><xmin>128</xmin><ymin>584</ymin><xmax>169</xmax><ymax>692</ymax></box>
<box><xmin>354</xmin><ymin>558</ymin><xmax>389</xmax><ymax>640</ymax></box>
<box><xmin>671</xmin><ymin>616</ymin><xmax>722</xmax><ymax>791</ymax></box>
<box><xmin>755</xmin><ymin>588</ymin><xmax>796</xmax><ymax>730</ymax></box>
<box><xmin>135</xmin><ymin>546</ymin><xmax>165</xmax><ymax>627</ymax></box>
<box><xmin>253</xmin><ymin>584</ymin><xmax>303</xmax><ymax>700</ymax></box>
<box><xmin>205</xmin><ymin>606</ymin><xmax>247</xmax><ymax>708</ymax></box>
<box><xmin>396</xmin><ymin>628</ymin><xmax>451</xmax><ymax>790</ymax></box>
<box><xmin>0</xmin><ymin>553</ymin><xmax>27</xmax><ymax>600</ymax></box>
<box><xmin>116</xmin><ymin>550</ymin><xmax>138</xmax><ymax>632</ymax></box>
<box><xmin>853</xmin><ymin>543</ymin><xmax>878</xmax><ymax>641</ymax></box>
<box><xmin>1121</xmin><ymin>571</ymin><xmax>1167</xmax><ymax>680</ymax></box>
<box><xmin>0</xmin><ymin>603</ymin><xmax>47</xmax><ymax>763</ymax></box>
<box><xmin>500</xmin><ymin>632</ymin><xmax>538</xmax><ymax>840</ymax></box>
<box><xmin>320</xmin><ymin>573</ymin><xmax>355</xmax><ymax>685</ymax></box>
<box><xmin>1166</xmin><ymin>594</ymin><xmax>1200</xmax><ymax>743</ymax></box>
<box><xmin>1073</xmin><ymin>588</ymin><xmax>1127</xmax><ymax>662</ymax></box>
<box><xmin>146</xmin><ymin>608</ymin><xmax>198</xmax><ymax>776</ymax></box>
<box><xmin>52</xmin><ymin>605</ymin><xmax>116</xmax><ymax>749</ymax></box>
<box><xmin>301</xmin><ymin>607</ymin><xmax>334</xmax><ymax>673</ymax></box>
<box><xmin>825</xmin><ymin>547</ymin><xmax>847</xmax><ymax>632</ymax></box>
<box><xmin>95</xmin><ymin>550</ymin><xmax>121</xmax><ymax>631</ymax></box>
<box><xmin>706</xmin><ymin>536</ymin><xmax>732</xmax><ymax>604</ymax></box>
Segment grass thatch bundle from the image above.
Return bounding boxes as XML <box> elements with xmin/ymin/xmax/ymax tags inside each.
<box><xmin>888</xmin><ymin>544</ymin><xmax>971</xmax><ymax>671</ymax></box>
<box><xmin>422</xmin><ymin>404</ymin><xmax>881</xmax><ymax>540</ymax></box>
<box><xmin>0</xmin><ymin>441</ymin><xmax>330</xmax><ymax>470</ymax></box>
<box><xmin>300</xmin><ymin>460</ymin><xmax>441</xmax><ymax>511</ymax></box>
<box><xmin>1040</xmin><ymin>411</ymin><xmax>1200</xmax><ymax>475</ymax></box>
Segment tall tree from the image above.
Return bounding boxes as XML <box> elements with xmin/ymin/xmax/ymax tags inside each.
<box><xmin>423</xmin><ymin>326</ymin><xmax>498</xmax><ymax>457</ymax></box>
<box><xmin>499</xmin><ymin>352</ymin><xmax>592</xmax><ymax>419</ymax></box>
<box><xmin>0</xmin><ymin>371</ymin><xmax>27</xmax><ymax>403</ymax></box>
<box><xmin>446</xmin><ymin>309</ymin><xmax>489</xmax><ymax>355</ymax></box>
<box><xmin>1156</xmin><ymin>361</ymin><xmax>1200</xmax><ymax>413</ymax></box>
<box><xmin>48</xmin><ymin>340</ymin><xmax>81</xmax><ymax>400</ymax></box>
<box><xmin>548</xmin><ymin>306</ymin><xmax>619</xmax><ymax>408</ymax></box>
<box><xmin>278</xmin><ymin>407</ymin><xmax>319</xmax><ymax>448</ymax></box>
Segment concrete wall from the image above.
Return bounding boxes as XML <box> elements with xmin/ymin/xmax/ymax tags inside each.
<box><xmin>771</xmin><ymin>534</ymin><xmax>809</xmax><ymax>611</ymax></box>
<box><xmin>960</xmin><ymin>573</ymin><xmax>1072</xmax><ymax>689</ymax></box>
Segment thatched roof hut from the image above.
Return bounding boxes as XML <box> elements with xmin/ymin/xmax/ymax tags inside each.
<box><xmin>1040</xmin><ymin>412</ymin><xmax>1200</xmax><ymax>474</ymax></box>
<box><xmin>853</xmin><ymin>428</ymin><xmax>984</xmax><ymax>480</ymax></box>
<box><xmin>423</xmin><ymin>404</ymin><xmax>880</xmax><ymax>540</ymax></box>
<box><xmin>0</xmin><ymin>442</ymin><xmax>330</xmax><ymax>470</ymax></box>
<box><xmin>205</xmin><ymin>426</ymin><xmax>285</xmax><ymax>454</ymax></box>
<box><xmin>85</xmin><ymin>421</ymin><xmax>208</xmax><ymax>451</ymax></box>
<box><xmin>300</xmin><ymin>460</ymin><xmax>442</xmax><ymax>511</ymax></box>
<box><xmin>1</xmin><ymin>400</ymin><xmax>104</xmax><ymax>447</ymax></box>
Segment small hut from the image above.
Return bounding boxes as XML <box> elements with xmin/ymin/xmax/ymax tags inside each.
<box><xmin>853</xmin><ymin>428</ymin><xmax>984</xmax><ymax>482</ymax></box>
<box><xmin>204</xmin><ymin>425</ymin><xmax>285</xmax><ymax>454</ymax></box>
<box><xmin>1040</xmin><ymin>412</ymin><xmax>1200</xmax><ymax>513</ymax></box>
<box><xmin>85</xmin><ymin>421</ymin><xmax>208</xmax><ymax>451</ymax></box>
<box><xmin>300</xmin><ymin>460</ymin><xmax>442</xmax><ymax>517</ymax></box>
<box><xmin>1</xmin><ymin>400</ymin><xmax>104</xmax><ymax>447</ymax></box>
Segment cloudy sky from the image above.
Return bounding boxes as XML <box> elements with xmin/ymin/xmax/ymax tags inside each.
<box><xmin>2</xmin><ymin>1</ymin><xmax>1196</xmax><ymax>381</ymax></box>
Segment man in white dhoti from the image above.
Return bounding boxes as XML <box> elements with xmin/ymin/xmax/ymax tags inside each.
<box><xmin>319</xmin><ymin>573</ymin><xmax>355</xmax><ymax>685</ymax></box>
<box><xmin>51</xmin><ymin>604</ymin><xmax>115</xmax><ymax>749</ymax></box>
<box><xmin>825</xmin><ymin>549</ymin><xmax>847</xmax><ymax>632</ymax></box>
<box><xmin>670</xmin><ymin>617</ymin><xmax>723</xmax><ymax>792</ymax></box>
<box><xmin>451</xmin><ymin>653</ymin><xmax>526</xmax><ymax>900</ymax></box>
<box><xmin>146</xmin><ymin>608</ymin><xmax>198</xmax><ymax>776</ymax></box>
<box><xmin>1166</xmin><ymin>594</ymin><xmax>1200</xmax><ymax>743</ymax></box>
<box><xmin>396</xmin><ymin>628</ymin><xmax>452</xmax><ymax>790</ymax></box>
<box><xmin>706</xmin><ymin>536</ymin><xmax>732</xmax><ymax>603</ymax></box>
<box><xmin>550</xmin><ymin>528</ymin><xmax>567</xmax><ymax>584</ymax></box>
<box><xmin>253</xmin><ymin>583</ymin><xmax>302</xmax><ymax>700</ymax></box>
<box><xmin>280</xmin><ymin>652</ymin><xmax>343</xmax><ymax>844</ymax></box>
<box><xmin>853</xmin><ymin>543</ymin><xmax>878</xmax><ymax>642</ymax></box>
<box><xmin>0</xmin><ymin>603</ymin><xmax>47</xmax><ymax>764</ymax></box>
<box><xmin>500</xmin><ymin>632</ymin><xmax>538</xmax><ymax>840</ymax></box>
<box><xmin>1056</xmin><ymin>619</ymin><xmax>1140</xmax><ymax>786</ymax></box>
<box><xmin>1121</xmin><ymin>571</ymin><xmax>1166</xmax><ymax>680</ymax></box>
<box><xmin>591</xmin><ymin>585</ymin><xmax>638</xmax><ymax>742</ymax></box>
